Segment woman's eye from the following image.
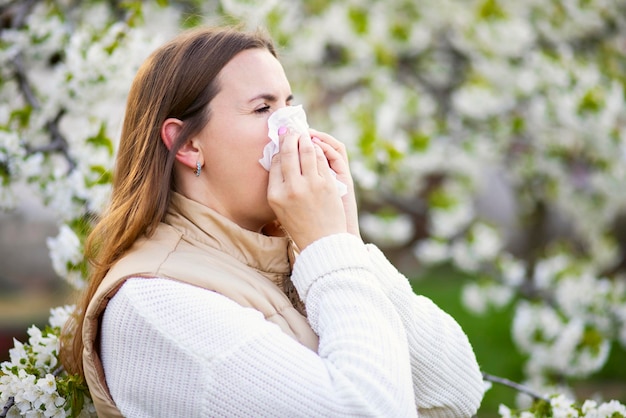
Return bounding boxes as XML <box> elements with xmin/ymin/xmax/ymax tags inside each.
<box><xmin>255</xmin><ymin>105</ymin><xmax>271</xmax><ymax>114</ymax></box>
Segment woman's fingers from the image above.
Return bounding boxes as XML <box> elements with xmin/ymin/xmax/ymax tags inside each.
<box><xmin>297</xmin><ymin>132</ymin><xmax>320</xmax><ymax>178</ymax></box>
<box><xmin>309</xmin><ymin>129</ymin><xmax>349</xmax><ymax>160</ymax></box>
<box><xmin>267</xmin><ymin>128</ymin><xmax>347</xmax><ymax>250</ymax></box>
<box><xmin>314</xmin><ymin>140</ymin><xmax>336</xmax><ymax>180</ymax></box>
<box><xmin>279</xmin><ymin>128</ymin><xmax>336</xmax><ymax>185</ymax></box>
<box><xmin>312</xmin><ymin>137</ymin><xmax>347</xmax><ymax>176</ymax></box>
<box><xmin>309</xmin><ymin>129</ymin><xmax>361</xmax><ymax>240</ymax></box>
<box><xmin>278</xmin><ymin>128</ymin><xmax>301</xmax><ymax>181</ymax></box>
<box><xmin>309</xmin><ymin>130</ymin><xmax>353</xmax><ymax>188</ymax></box>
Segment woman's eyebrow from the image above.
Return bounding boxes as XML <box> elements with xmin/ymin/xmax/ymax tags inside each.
<box><xmin>248</xmin><ymin>93</ymin><xmax>294</xmax><ymax>103</ymax></box>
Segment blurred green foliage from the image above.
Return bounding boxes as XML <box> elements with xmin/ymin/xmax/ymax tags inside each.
<box><xmin>412</xmin><ymin>263</ymin><xmax>626</xmax><ymax>416</ymax></box>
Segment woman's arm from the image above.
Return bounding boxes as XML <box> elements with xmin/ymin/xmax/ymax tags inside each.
<box><xmin>365</xmin><ymin>243</ymin><xmax>485</xmax><ymax>418</ymax></box>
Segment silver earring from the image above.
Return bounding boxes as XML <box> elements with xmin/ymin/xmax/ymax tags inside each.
<box><xmin>195</xmin><ymin>162</ymin><xmax>202</xmax><ymax>177</ymax></box>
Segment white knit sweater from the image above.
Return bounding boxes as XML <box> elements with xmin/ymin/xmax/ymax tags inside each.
<box><xmin>101</xmin><ymin>234</ymin><xmax>483</xmax><ymax>417</ymax></box>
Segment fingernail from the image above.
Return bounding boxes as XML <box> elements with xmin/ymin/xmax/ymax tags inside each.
<box><xmin>278</xmin><ymin>126</ymin><xmax>287</xmax><ymax>135</ymax></box>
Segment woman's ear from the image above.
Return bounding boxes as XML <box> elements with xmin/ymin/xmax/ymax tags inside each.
<box><xmin>161</xmin><ymin>117</ymin><xmax>201</xmax><ymax>170</ymax></box>
<box><xmin>161</xmin><ymin>117</ymin><xmax>183</xmax><ymax>151</ymax></box>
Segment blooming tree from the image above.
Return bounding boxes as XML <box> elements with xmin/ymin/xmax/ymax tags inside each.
<box><xmin>1</xmin><ymin>0</ymin><xmax>626</xmax><ymax>416</ymax></box>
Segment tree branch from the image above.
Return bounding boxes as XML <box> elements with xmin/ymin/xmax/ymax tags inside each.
<box><xmin>483</xmin><ymin>371</ymin><xmax>551</xmax><ymax>402</ymax></box>
<box><xmin>11</xmin><ymin>34</ymin><xmax>76</xmax><ymax>170</ymax></box>
<box><xmin>0</xmin><ymin>0</ymin><xmax>38</xmax><ymax>30</ymax></box>
<box><xmin>12</xmin><ymin>52</ymin><xmax>39</xmax><ymax>107</ymax></box>
<box><xmin>0</xmin><ymin>397</ymin><xmax>14</xmax><ymax>418</ymax></box>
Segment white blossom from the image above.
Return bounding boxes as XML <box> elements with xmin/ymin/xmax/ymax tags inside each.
<box><xmin>28</xmin><ymin>326</ymin><xmax>59</xmax><ymax>370</ymax></box>
<box><xmin>8</xmin><ymin>339</ymin><xmax>28</xmax><ymax>369</ymax></box>
<box><xmin>596</xmin><ymin>400</ymin><xmax>626</xmax><ymax>417</ymax></box>
<box><xmin>414</xmin><ymin>239</ymin><xmax>450</xmax><ymax>265</ymax></box>
<box><xmin>430</xmin><ymin>203</ymin><xmax>474</xmax><ymax>239</ymax></box>
<box><xmin>472</xmin><ymin>19</ymin><xmax>535</xmax><ymax>58</ymax></box>
<box><xmin>36</xmin><ymin>374</ymin><xmax>56</xmax><ymax>396</ymax></box>
<box><xmin>513</xmin><ymin>302</ymin><xmax>562</xmax><ymax>352</ymax></box>
<box><xmin>551</xmin><ymin>394</ymin><xmax>580</xmax><ymax>418</ymax></box>
<box><xmin>48</xmin><ymin>305</ymin><xmax>76</xmax><ymax>329</ymax></box>
<box><xmin>498</xmin><ymin>404</ymin><xmax>513</xmax><ymax>418</ymax></box>
<box><xmin>498</xmin><ymin>255</ymin><xmax>526</xmax><ymax>287</ymax></box>
<box><xmin>533</xmin><ymin>255</ymin><xmax>570</xmax><ymax>290</ymax></box>
<box><xmin>462</xmin><ymin>281</ymin><xmax>513</xmax><ymax>315</ymax></box>
<box><xmin>46</xmin><ymin>224</ymin><xmax>82</xmax><ymax>279</ymax></box>
<box><xmin>462</xmin><ymin>282</ymin><xmax>488</xmax><ymax>314</ymax></box>
<box><xmin>469</xmin><ymin>223</ymin><xmax>502</xmax><ymax>260</ymax></box>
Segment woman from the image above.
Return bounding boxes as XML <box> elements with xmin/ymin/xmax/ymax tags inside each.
<box><xmin>62</xmin><ymin>26</ymin><xmax>484</xmax><ymax>417</ymax></box>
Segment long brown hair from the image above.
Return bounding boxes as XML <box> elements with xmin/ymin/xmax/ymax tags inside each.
<box><xmin>61</xmin><ymin>26</ymin><xmax>277</xmax><ymax>377</ymax></box>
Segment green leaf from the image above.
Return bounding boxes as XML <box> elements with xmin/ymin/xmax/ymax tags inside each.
<box><xmin>390</xmin><ymin>23</ymin><xmax>410</xmax><ymax>42</ymax></box>
<box><xmin>382</xmin><ymin>140</ymin><xmax>404</xmax><ymax>164</ymax></box>
<box><xmin>89</xmin><ymin>165</ymin><xmax>112</xmax><ymax>186</ymax></box>
<box><xmin>374</xmin><ymin>44</ymin><xmax>396</xmax><ymax>67</ymax></box>
<box><xmin>67</xmin><ymin>376</ymin><xmax>87</xmax><ymax>417</ymax></box>
<box><xmin>0</xmin><ymin>162</ymin><xmax>10</xmax><ymax>185</ymax></box>
<box><xmin>530</xmin><ymin>398</ymin><xmax>552</xmax><ymax>416</ymax></box>
<box><xmin>410</xmin><ymin>131</ymin><xmax>431</xmax><ymax>152</ymax></box>
<box><xmin>86</xmin><ymin>123</ymin><xmax>114</xmax><ymax>156</ymax></box>
<box><xmin>348</xmin><ymin>6</ymin><xmax>368</xmax><ymax>34</ymax></box>
<box><xmin>512</xmin><ymin>116</ymin><xmax>526</xmax><ymax>135</ymax></box>
<box><xmin>580</xmin><ymin>326</ymin><xmax>604</xmax><ymax>355</ymax></box>
<box><xmin>578</xmin><ymin>87</ymin><xmax>604</xmax><ymax>114</ymax></box>
<box><xmin>10</xmin><ymin>106</ymin><xmax>33</xmax><ymax>128</ymax></box>
<box><xmin>477</xmin><ymin>0</ymin><xmax>508</xmax><ymax>20</ymax></box>
<box><xmin>120</xmin><ymin>1</ymin><xmax>144</xmax><ymax>27</ymax></box>
<box><xmin>181</xmin><ymin>12</ymin><xmax>203</xmax><ymax>29</ymax></box>
<box><xmin>428</xmin><ymin>188</ymin><xmax>458</xmax><ymax>209</ymax></box>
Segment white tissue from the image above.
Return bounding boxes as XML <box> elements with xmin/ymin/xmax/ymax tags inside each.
<box><xmin>260</xmin><ymin>105</ymin><xmax>347</xmax><ymax>196</ymax></box>
<box><xmin>267</xmin><ymin>105</ymin><xmax>310</xmax><ymax>149</ymax></box>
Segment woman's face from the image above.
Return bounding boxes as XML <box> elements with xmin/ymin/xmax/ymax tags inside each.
<box><xmin>195</xmin><ymin>48</ymin><xmax>293</xmax><ymax>232</ymax></box>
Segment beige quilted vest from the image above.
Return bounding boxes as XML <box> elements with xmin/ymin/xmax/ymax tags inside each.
<box><xmin>81</xmin><ymin>193</ymin><xmax>318</xmax><ymax>417</ymax></box>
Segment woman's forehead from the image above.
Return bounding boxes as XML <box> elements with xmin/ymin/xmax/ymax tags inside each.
<box><xmin>217</xmin><ymin>49</ymin><xmax>290</xmax><ymax>94</ymax></box>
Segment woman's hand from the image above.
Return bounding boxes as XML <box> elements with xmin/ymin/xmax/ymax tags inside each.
<box><xmin>309</xmin><ymin>129</ymin><xmax>361</xmax><ymax>240</ymax></box>
<box><xmin>267</xmin><ymin>128</ymin><xmax>347</xmax><ymax>250</ymax></box>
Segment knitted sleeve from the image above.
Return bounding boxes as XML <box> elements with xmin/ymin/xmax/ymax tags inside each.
<box><xmin>364</xmin><ymin>243</ymin><xmax>485</xmax><ymax>418</ymax></box>
<box><xmin>100</xmin><ymin>233</ymin><xmax>416</xmax><ymax>418</ymax></box>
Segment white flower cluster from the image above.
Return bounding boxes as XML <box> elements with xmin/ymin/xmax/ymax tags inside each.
<box><xmin>415</xmin><ymin>220</ymin><xmax>505</xmax><ymax>274</ymax></box>
<box><xmin>0</xmin><ymin>1</ymin><xmax>180</xmax><ymax>290</ymax></box>
<box><xmin>498</xmin><ymin>394</ymin><xmax>626</xmax><ymax>417</ymax></box>
<box><xmin>0</xmin><ymin>130</ymin><xmax>25</xmax><ymax>210</ymax></box>
<box><xmin>507</xmin><ymin>252</ymin><xmax>626</xmax><ymax>382</ymax></box>
<box><xmin>360</xmin><ymin>212</ymin><xmax>414</xmax><ymax>247</ymax></box>
<box><xmin>0</xmin><ymin>305</ymin><xmax>96</xmax><ymax>418</ymax></box>
<box><xmin>46</xmin><ymin>225</ymin><xmax>84</xmax><ymax>290</ymax></box>
<box><xmin>513</xmin><ymin>301</ymin><xmax>611</xmax><ymax>378</ymax></box>
<box><xmin>1</xmin><ymin>370</ymin><xmax>65</xmax><ymax>418</ymax></box>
